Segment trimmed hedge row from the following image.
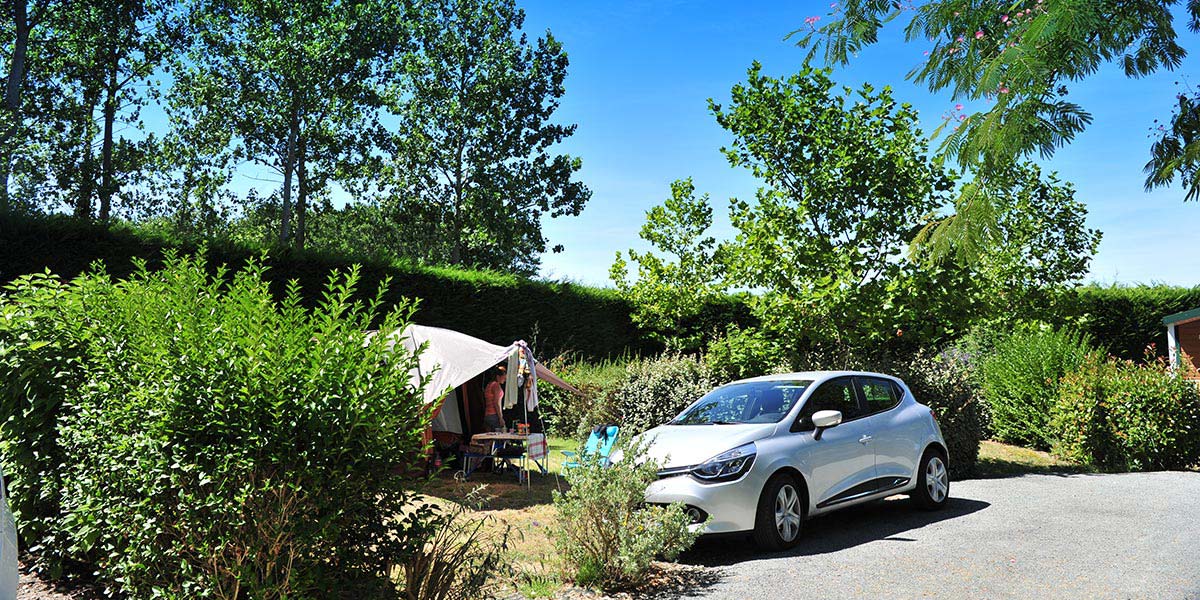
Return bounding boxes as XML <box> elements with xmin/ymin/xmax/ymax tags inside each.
<box><xmin>1074</xmin><ymin>284</ymin><xmax>1200</xmax><ymax>360</ymax></box>
<box><xmin>0</xmin><ymin>214</ymin><xmax>659</xmax><ymax>360</ymax></box>
<box><xmin>2</xmin><ymin>215</ymin><xmax>1196</xmax><ymax>363</ymax></box>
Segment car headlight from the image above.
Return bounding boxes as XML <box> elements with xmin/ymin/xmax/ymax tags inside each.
<box><xmin>691</xmin><ymin>442</ymin><xmax>756</xmax><ymax>483</ymax></box>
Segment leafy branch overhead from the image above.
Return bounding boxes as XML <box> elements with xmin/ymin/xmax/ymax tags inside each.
<box><xmin>791</xmin><ymin>0</ymin><xmax>1199</xmax><ymax>255</ymax></box>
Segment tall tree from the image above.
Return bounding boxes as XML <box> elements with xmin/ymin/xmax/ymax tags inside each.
<box><xmin>170</xmin><ymin>0</ymin><xmax>400</xmax><ymax>248</ymax></box>
<box><xmin>794</xmin><ymin>0</ymin><xmax>1199</xmax><ymax>258</ymax></box>
<box><xmin>380</xmin><ymin>0</ymin><xmax>590</xmax><ymax>274</ymax></box>
<box><xmin>0</xmin><ymin>0</ymin><xmax>59</xmax><ymax>213</ymax></box>
<box><xmin>31</xmin><ymin>0</ymin><xmax>170</xmax><ymax>220</ymax></box>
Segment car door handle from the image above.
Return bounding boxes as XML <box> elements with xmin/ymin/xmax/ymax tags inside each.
<box><xmin>859</xmin><ymin>435</ymin><xmax>872</xmax><ymax>444</ymax></box>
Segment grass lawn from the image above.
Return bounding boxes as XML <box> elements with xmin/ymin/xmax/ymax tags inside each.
<box><xmin>422</xmin><ymin>436</ymin><xmax>576</xmax><ymax>596</ymax></box>
<box><xmin>975</xmin><ymin>439</ymin><xmax>1094</xmax><ymax>478</ymax></box>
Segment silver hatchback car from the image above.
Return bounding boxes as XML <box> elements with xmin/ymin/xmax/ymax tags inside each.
<box><xmin>642</xmin><ymin>371</ymin><xmax>950</xmax><ymax>550</ymax></box>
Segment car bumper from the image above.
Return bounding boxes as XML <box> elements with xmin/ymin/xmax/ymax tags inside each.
<box><xmin>644</xmin><ymin>469</ymin><xmax>766</xmax><ymax>534</ymax></box>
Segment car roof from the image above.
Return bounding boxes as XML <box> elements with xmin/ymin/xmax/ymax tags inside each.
<box><xmin>729</xmin><ymin>370</ymin><xmax>902</xmax><ymax>385</ymax></box>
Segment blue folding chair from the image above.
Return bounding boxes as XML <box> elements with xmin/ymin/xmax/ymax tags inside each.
<box><xmin>562</xmin><ymin>425</ymin><xmax>620</xmax><ymax>470</ymax></box>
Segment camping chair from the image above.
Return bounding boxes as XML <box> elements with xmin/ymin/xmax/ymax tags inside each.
<box><xmin>562</xmin><ymin>425</ymin><xmax>620</xmax><ymax>470</ymax></box>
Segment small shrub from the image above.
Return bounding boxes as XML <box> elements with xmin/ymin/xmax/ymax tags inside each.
<box><xmin>979</xmin><ymin>326</ymin><xmax>1095</xmax><ymax>449</ymax></box>
<box><xmin>1054</xmin><ymin>352</ymin><xmax>1200</xmax><ymax>471</ymax></box>
<box><xmin>610</xmin><ymin>354</ymin><xmax>712</xmax><ymax>434</ymax></box>
<box><xmin>551</xmin><ymin>441</ymin><xmax>700</xmax><ymax>590</ymax></box>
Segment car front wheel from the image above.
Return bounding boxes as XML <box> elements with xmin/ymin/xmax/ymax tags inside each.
<box><xmin>913</xmin><ymin>448</ymin><xmax>950</xmax><ymax>510</ymax></box>
<box><xmin>753</xmin><ymin>474</ymin><xmax>805</xmax><ymax>551</ymax></box>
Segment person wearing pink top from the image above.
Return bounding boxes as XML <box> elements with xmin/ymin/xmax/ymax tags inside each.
<box><xmin>483</xmin><ymin>367</ymin><xmax>507</xmax><ymax>432</ymax></box>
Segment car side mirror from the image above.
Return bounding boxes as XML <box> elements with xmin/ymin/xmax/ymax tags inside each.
<box><xmin>812</xmin><ymin>410</ymin><xmax>842</xmax><ymax>440</ymax></box>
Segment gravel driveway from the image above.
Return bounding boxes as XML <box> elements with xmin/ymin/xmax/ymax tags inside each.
<box><xmin>681</xmin><ymin>472</ymin><xmax>1200</xmax><ymax>600</ymax></box>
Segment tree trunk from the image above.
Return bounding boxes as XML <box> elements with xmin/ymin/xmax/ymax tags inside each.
<box><xmin>294</xmin><ymin>137</ymin><xmax>308</xmax><ymax>250</ymax></box>
<box><xmin>1</xmin><ymin>0</ymin><xmax>32</xmax><ymax>213</ymax></box>
<box><xmin>278</xmin><ymin>109</ymin><xmax>298</xmax><ymax>244</ymax></box>
<box><xmin>73</xmin><ymin>90</ymin><xmax>101</xmax><ymax>220</ymax></box>
<box><xmin>98</xmin><ymin>52</ymin><xmax>119</xmax><ymax>223</ymax></box>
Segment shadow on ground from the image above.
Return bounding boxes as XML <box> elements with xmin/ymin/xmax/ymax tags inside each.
<box><xmin>422</xmin><ymin>466</ymin><xmax>568</xmax><ymax>510</ymax></box>
<box><xmin>681</xmin><ymin>495</ymin><xmax>990</xmax><ymax>567</ymax></box>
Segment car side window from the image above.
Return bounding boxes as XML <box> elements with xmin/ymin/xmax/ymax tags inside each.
<box><xmin>794</xmin><ymin>377</ymin><xmax>862</xmax><ymax>431</ymax></box>
<box><xmin>858</xmin><ymin>377</ymin><xmax>901</xmax><ymax>415</ymax></box>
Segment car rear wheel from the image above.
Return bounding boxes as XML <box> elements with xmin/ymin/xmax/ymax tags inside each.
<box><xmin>753</xmin><ymin>474</ymin><xmax>804</xmax><ymax>551</ymax></box>
<box><xmin>912</xmin><ymin>448</ymin><xmax>950</xmax><ymax>510</ymax></box>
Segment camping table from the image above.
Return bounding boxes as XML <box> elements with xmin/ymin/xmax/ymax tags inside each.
<box><xmin>463</xmin><ymin>433</ymin><xmax>549</xmax><ymax>484</ymax></box>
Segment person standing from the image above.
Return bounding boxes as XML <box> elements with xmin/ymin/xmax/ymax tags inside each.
<box><xmin>483</xmin><ymin>367</ymin><xmax>507</xmax><ymax>432</ymax></box>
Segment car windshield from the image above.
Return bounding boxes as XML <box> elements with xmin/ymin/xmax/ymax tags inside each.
<box><xmin>670</xmin><ymin>380</ymin><xmax>813</xmax><ymax>425</ymax></box>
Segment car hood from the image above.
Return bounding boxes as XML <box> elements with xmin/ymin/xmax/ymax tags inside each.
<box><xmin>635</xmin><ymin>423</ymin><xmax>777</xmax><ymax>469</ymax></box>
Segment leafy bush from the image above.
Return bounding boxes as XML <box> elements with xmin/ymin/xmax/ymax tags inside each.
<box><xmin>609</xmin><ymin>354</ymin><xmax>712</xmax><ymax>434</ymax></box>
<box><xmin>0</xmin><ymin>254</ymin><xmax>437</xmax><ymax>597</ymax></box>
<box><xmin>541</xmin><ymin>354</ymin><xmax>711</xmax><ymax>437</ymax></box>
<box><xmin>537</xmin><ymin>355</ymin><xmax>632</xmax><ymax>436</ymax></box>
<box><xmin>551</xmin><ymin>441</ymin><xmax>700</xmax><ymax>590</ymax></box>
<box><xmin>979</xmin><ymin>326</ymin><xmax>1095</xmax><ymax>449</ymax></box>
<box><xmin>1054</xmin><ymin>353</ymin><xmax>1200</xmax><ymax>471</ymax></box>
<box><xmin>891</xmin><ymin>350</ymin><xmax>987</xmax><ymax>479</ymax></box>
<box><xmin>705</xmin><ymin>325</ymin><xmax>789</xmax><ymax>381</ymax></box>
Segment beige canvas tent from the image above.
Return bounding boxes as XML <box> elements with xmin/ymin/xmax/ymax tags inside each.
<box><xmin>380</xmin><ymin>324</ymin><xmax>579</xmax><ymax>437</ymax></box>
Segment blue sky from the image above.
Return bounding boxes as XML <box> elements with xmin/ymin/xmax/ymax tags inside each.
<box><xmin>516</xmin><ymin>0</ymin><xmax>1200</xmax><ymax>287</ymax></box>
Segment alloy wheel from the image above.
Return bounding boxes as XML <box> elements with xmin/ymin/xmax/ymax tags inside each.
<box><xmin>774</xmin><ymin>484</ymin><xmax>802</xmax><ymax>542</ymax></box>
<box><xmin>926</xmin><ymin>456</ymin><xmax>949</xmax><ymax>503</ymax></box>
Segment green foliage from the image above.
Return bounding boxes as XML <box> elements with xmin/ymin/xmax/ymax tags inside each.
<box><xmin>704</xmin><ymin>326</ymin><xmax>790</xmax><ymax>382</ymax></box>
<box><xmin>551</xmin><ymin>440</ymin><xmax>701</xmax><ymax>590</ymax></box>
<box><xmin>609</xmin><ymin>354</ymin><xmax>713</xmax><ymax>435</ymax></box>
<box><xmin>1146</xmin><ymin>87</ymin><xmax>1200</xmax><ymax>201</ymax></box>
<box><xmin>538</xmin><ymin>355</ymin><xmax>632</xmax><ymax>436</ymax></box>
<box><xmin>713</xmin><ymin>63</ymin><xmax>955</xmax><ymax>346</ymax></box>
<box><xmin>0</xmin><ymin>253</ymin><xmax>436</xmax><ymax>597</ymax></box>
<box><xmin>795</xmin><ymin>0</ymin><xmax>1200</xmax><ymax>261</ymax></box>
<box><xmin>0</xmin><ymin>213</ymin><xmax>656</xmax><ymax>360</ymax></box>
<box><xmin>979</xmin><ymin>326</ymin><xmax>1097</xmax><ymax>449</ymax></box>
<box><xmin>376</xmin><ymin>0</ymin><xmax>590</xmax><ymax>274</ymax></box>
<box><xmin>1074</xmin><ymin>283</ymin><xmax>1200</xmax><ymax>361</ymax></box>
<box><xmin>1054</xmin><ymin>352</ymin><xmax>1200</xmax><ymax>471</ymax></box>
<box><xmin>611</xmin><ymin>178</ymin><xmax>727</xmax><ymax>350</ymax></box>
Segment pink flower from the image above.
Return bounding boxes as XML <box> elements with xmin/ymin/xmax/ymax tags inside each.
<box><xmin>923</xmin><ymin>50</ymin><xmax>930</xmax><ymax>56</ymax></box>
<box><xmin>805</xmin><ymin>15</ymin><xmax>821</xmax><ymax>25</ymax></box>
<box><xmin>956</xmin><ymin>35</ymin><xmax>964</xmax><ymax>42</ymax></box>
<box><xmin>959</xmin><ymin>114</ymin><xmax>967</xmax><ymax>121</ymax></box>
<box><xmin>975</xmin><ymin>30</ymin><xmax>985</xmax><ymax>39</ymax></box>
<box><xmin>1001</xmin><ymin>14</ymin><xmax>1009</xmax><ymax>23</ymax></box>
<box><xmin>999</xmin><ymin>85</ymin><xmax>1010</xmax><ymax>94</ymax></box>
<box><xmin>955</xmin><ymin>103</ymin><xmax>964</xmax><ymax>111</ymax></box>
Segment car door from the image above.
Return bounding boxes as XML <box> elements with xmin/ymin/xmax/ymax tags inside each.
<box><xmin>856</xmin><ymin>376</ymin><xmax>921</xmax><ymax>489</ymax></box>
<box><xmin>793</xmin><ymin>376</ymin><xmax>876</xmax><ymax>510</ymax></box>
<box><xmin>1</xmin><ymin>466</ymin><xmax>17</xmax><ymax>600</ymax></box>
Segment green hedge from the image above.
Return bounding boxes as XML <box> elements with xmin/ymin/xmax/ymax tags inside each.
<box><xmin>0</xmin><ymin>214</ymin><xmax>657</xmax><ymax>360</ymax></box>
<box><xmin>1073</xmin><ymin>284</ymin><xmax>1200</xmax><ymax>360</ymax></box>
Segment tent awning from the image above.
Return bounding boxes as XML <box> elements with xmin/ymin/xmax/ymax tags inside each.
<box><xmin>378</xmin><ymin>324</ymin><xmax>581</xmax><ymax>407</ymax></box>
